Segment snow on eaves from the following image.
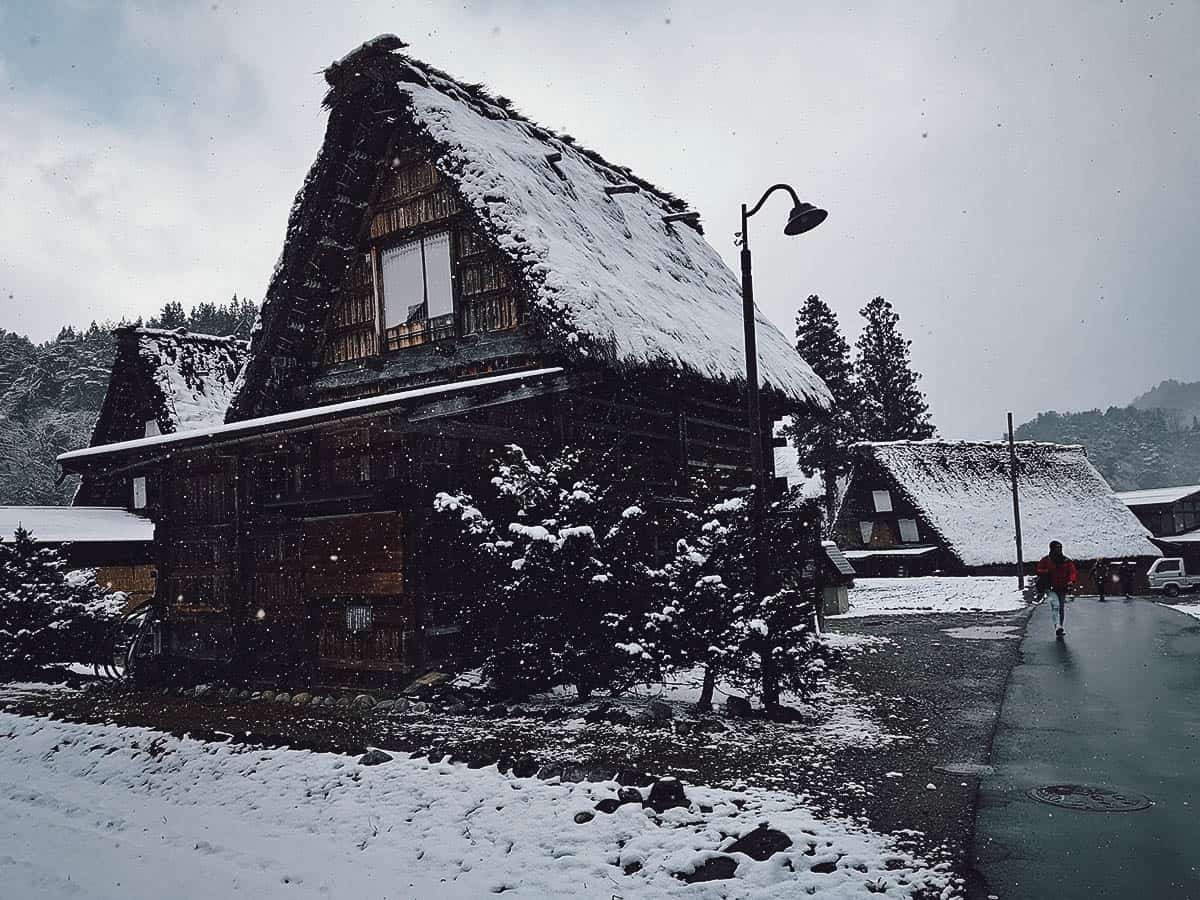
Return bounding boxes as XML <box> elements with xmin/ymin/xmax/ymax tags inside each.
<box><xmin>60</xmin><ymin>368</ymin><xmax>565</xmax><ymax>466</ymax></box>
<box><xmin>862</xmin><ymin>440</ymin><xmax>1161</xmax><ymax>566</ymax></box>
<box><xmin>0</xmin><ymin>507</ymin><xmax>154</xmax><ymax>544</ymax></box>
<box><xmin>396</xmin><ymin>67</ymin><xmax>831</xmax><ymax>408</ymax></box>
<box><xmin>1114</xmin><ymin>484</ymin><xmax>1200</xmax><ymax>508</ymax></box>
<box><xmin>134</xmin><ymin>328</ymin><xmax>248</xmax><ymax>433</ymax></box>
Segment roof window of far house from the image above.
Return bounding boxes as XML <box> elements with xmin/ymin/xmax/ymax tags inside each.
<box><xmin>872</xmin><ymin>490</ymin><xmax>893</xmax><ymax>512</ymax></box>
<box><xmin>381</xmin><ymin>231</ymin><xmax>454</xmax><ymax>328</ymax></box>
<box><xmin>859</xmin><ymin>521</ymin><xmax>874</xmax><ymax>543</ymax></box>
<box><xmin>898</xmin><ymin>518</ymin><xmax>920</xmax><ymax>543</ymax></box>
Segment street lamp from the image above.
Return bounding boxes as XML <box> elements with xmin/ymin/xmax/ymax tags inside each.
<box><xmin>738</xmin><ymin>183</ymin><xmax>826</xmax><ymax>709</ymax></box>
<box><xmin>739</xmin><ymin>185</ymin><xmax>827</xmax><ymax>504</ymax></box>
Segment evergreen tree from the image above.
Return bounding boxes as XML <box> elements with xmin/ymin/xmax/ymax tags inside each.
<box><xmin>787</xmin><ymin>295</ymin><xmax>861</xmax><ymax>526</ymax></box>
<box><xmin>152</xmin><ymin>301</ymin><xmax>188</xmax><ymax>330</ymax></box>
<box><xmin>433</xmin><ymin>446</ymin><xmax>661</xmax><ymax>698</ymax></box>
<box><xmin>853</xmin><ymin>297</ymin><xmax>935</xmax><ymax>441</ymax></box>
<box><xmin>628</xmin><ymin>485</ymin><xmax>831</xmax><ymax>714</ymax></box>
<box><xmin>0</xmin><ymin>528</ymin><xmax>122</xmax><ymax>677</ymax></box>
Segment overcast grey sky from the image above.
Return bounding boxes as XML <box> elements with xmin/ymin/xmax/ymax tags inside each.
<box><xmin>1</xmin><ymin>1</ymin><xmax>1197</xmax><ymax>438</ymax></box>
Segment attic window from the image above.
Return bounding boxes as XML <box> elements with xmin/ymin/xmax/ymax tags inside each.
<box><xmin>859</xmin><ymin>521</ymin><xmax>874</xmax><ymax>543</ymax></box>
<box><xmin>898</xmin><ymin>519</ymin><xmax>920</xmax><ymax>543</ymax></box>
<box><xmin>872</xmin><ymin>490</ymin><xmax>893</xmax><ymax>512</ymax></box>
<box><xmin>381</xmin><ymin>231</ymin><xmax>453</xmax><ymax>329</ymax></box>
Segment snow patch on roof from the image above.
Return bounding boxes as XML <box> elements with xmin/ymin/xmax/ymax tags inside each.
<box><xmin>134</xmin><ymin>329</ymin><xmax>248</xmax><ymax>433</ymax></box>
<box><xmin>861</xmin><ymin>441</ymin><xmax>1161</xmax><ymax>566</ymax></box>
<box><xmin>398</xmin><ymin>72</ymin><xmax>831</xmax><ymax>407</ymax></box>
<box><xmin>0</xmin><ymin>507</ymin><xmax>153</xmax><ymax>543</ymax></box>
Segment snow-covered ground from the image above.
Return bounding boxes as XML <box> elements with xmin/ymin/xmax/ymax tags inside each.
<box><xmin>0</xmin><ymin>710</ymin><xmax>957</xmax><ymax>899</ymax></box>
<box><xmin>833</xmin><ymin>577</ymin><xmax>1027</xmax><ymax>618</ymax></box>
<box><xmin>1164</xmin><ymin>600</ymin><xmax>1200</xmax><ymax>622</ymax></box>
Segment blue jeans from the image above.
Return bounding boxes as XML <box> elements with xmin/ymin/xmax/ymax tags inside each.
<box><xmin>1048</xmin><ymin>590</ymin><xmax>1066</xmax><ymax>626</ymax></box>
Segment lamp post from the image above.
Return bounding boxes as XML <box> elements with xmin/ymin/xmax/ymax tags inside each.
<box><xmin>738</xmin><ymin>184</ymin><xmax>827</xmax><ymax>709</ymax></box>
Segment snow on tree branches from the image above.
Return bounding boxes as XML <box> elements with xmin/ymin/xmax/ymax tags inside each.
<box><xmin>434</xmin><ymin>446</ymin><xmax>662</xmax><ymax>698</ymax></box>
<box><xmin>0</xmin><ymin>528</ymin><xmax>124</xmax><ymax>677</ymax></box>
<box><xmin>435</xmin><ymin>448</ymin><xmax>834</xmax><ymax>714</ymax></box>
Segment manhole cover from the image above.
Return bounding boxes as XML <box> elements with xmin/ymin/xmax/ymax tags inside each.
<box><xmin>1027</xmin><ymin>784</ymin><xmax>1152</xmax><ymax>812</ymax></box>
<box><xmin>934</xmin><ymin>763</ymin><xmax>995</xmax><ymax>777</ymax></box>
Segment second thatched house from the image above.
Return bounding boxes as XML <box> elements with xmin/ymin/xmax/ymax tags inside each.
<box><xmin>833</xmin><ymin>441</ymin><xmax>1160</xmax><ymax>587</ymax></box>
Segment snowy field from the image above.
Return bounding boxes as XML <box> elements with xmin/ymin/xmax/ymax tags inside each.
<box><xmin>0</xmin><ymin>709</ymin><xmax>957</xmax><ymax>899</ymax></box>
<box><xmin>832</xmin><ymin>577</ymin><xmax>1027</xmax><ymax>618</ymax></box>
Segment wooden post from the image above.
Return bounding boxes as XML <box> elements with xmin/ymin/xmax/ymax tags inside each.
<box><xmin>1008</xmin><ymin>412</ymin><xmax>1025</xmax><ymax>590</ymax></box>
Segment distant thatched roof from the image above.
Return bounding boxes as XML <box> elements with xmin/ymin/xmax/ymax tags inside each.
<box><xmin>857</xmin><ymin>440</ymin><xmax>1161</xmax><ymax>566</ymax></box>
<box><xmin>228</xmin><ymin>35</ymin><xmax>831</xmax><ymax>420</ymax></box>
<box><xmin>90</xmin><ymin>327</ymin><xmax>248</xmax><ymax>445</ymax></box>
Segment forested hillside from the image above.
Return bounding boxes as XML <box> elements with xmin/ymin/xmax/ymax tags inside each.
<box><xmin>0</xmin><ymin>298</ymin><xmax>257</xmax><ymax>505</ymax></box>
<box><xmin>1015</xmin><ymin>402</ymin><xmax>1200</xmax><ymax>491</ymax></box>
<box><xmin>1131</xmin><ymin>379</ymin><xmax>1200</xmax><ymax>428</ymax></box>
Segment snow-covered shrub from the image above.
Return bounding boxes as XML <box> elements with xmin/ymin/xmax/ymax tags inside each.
<box><xmin>633</xmin><ymin>488</ymin><xmax>832</xmax><ymax>711</ymax></box>
<box><xmin>434</xmin><ymin>446</ymin><xmax>663</xmax><ymax>698</ymax></box>
<box><xmin>0</xmin><ymin>528</ymin><xmax>123</xmax><ymax>677</ymax></box>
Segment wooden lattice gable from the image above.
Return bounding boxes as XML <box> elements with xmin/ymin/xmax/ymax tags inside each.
<box><xmin>834</xmin><ymin>451</ymin><xmax>950</xmax><ymax>559</ymax></box>
<box><xmin>313</xmin><ymin>148</ymin><xmax>525</xmax><ymax>370</ymax></box>
<box><xmin>228</xmin><ymin>34</ymin><xmax>831</xmax><ymax>422</ymax></box>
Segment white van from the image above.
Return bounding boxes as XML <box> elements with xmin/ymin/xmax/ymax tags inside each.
<box><xmin>1146</xmin><ymin>558</ymin><xmax>1200</xmax><ymax>597</ymax></box>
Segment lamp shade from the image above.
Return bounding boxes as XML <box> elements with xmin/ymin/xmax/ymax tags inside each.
<box><xmin>784</xmin><ymin>202</ymin><xmax>828</xmax><ymax>236</ymax></box>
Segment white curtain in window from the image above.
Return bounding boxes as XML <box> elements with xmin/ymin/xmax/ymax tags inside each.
<box><xmin>859</xmin><ymin>521</ymin><xmax>874</xmax><ymax>542</ymax></box>
<box><xmin>898</xmin><ymin>518</ymin><xmax>920</xmax><ymax>543</ymax></box>
<box><xmin>381</xmin><ymin>238</ymin><xmax>424</xmax><ymax>327</ymax></box>
<box><xmin>872</xmin><ymin>490</ymin><xmax>893</xmax><ymax>512</ymax></box>
<box><xmin>423</xmin><ymin>231</ymin><xmax>454</xmax><ymax>318</ymax></box>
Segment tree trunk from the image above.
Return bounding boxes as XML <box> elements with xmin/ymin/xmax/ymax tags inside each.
<box><xmin>696</xmin><ymin>664</ymin><xmax>717</xmax><ymax>711</ymax></box>
<box><xmin>823</xmin><ymin>463</ymin><xmax>838</xmax><ymax>537</ymax></box>
<box><xmin>760</xmin><ymin>641</ymin><xmax>781</xmax><ymax>711</ymax></box>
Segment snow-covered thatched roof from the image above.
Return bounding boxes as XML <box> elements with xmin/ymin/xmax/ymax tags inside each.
<box><xmin>228</xmin><ymin>35</ymin><xmax>830</xmax><ymax>420</ymax></box>
<box><xmin>859</xmin><ymin>441</ymin><xmax>1161</xmax><ymax>566</ymax></box>
<box><xmin>134</xmin><ymin>328</ymin><xmax>248</xmax><ymax>433</ymax></box>
<box><xmin>90</xmin><ymin>327</ymin><xmax>248</xmax><ymax>446</ymax></box>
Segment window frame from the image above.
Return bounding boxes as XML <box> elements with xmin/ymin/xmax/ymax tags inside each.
<box><xmin>377</xmin><ymin>227</ymin><xmax>460</xmax><ymax>348</ymax></box>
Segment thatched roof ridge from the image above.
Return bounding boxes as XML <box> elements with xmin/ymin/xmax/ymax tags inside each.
<box><xmin>322</xmin><ymin>35</ymin><xmax>692</xmax><ymax>217</ymax></box>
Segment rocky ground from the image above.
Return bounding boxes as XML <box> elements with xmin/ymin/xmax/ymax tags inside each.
<box><xmin>2</xmin><ymin>607</ymin><xmax>1032</xmax><ymax>897</ymax></box>
<box><xmin>0</xmin><ymin>607</ymin><xmax>1030</xmax><ymax>890</ymax></box>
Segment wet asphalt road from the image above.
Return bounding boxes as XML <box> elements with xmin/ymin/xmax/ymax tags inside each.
<box><xmin>971</xmin><ymin>597</ymin><xmax>1200</xmax><ymax>899</ymax></box>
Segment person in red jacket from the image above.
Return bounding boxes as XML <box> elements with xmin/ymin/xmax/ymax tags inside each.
<box><xmin>1036</xmin><ymin>540</ymin><xmax>1077</xmax><ymax>638</ymax></box>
